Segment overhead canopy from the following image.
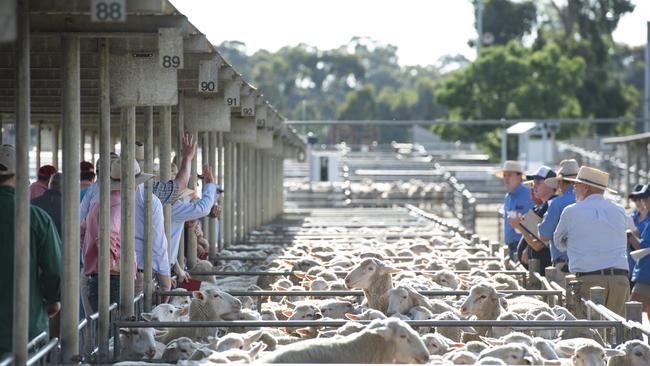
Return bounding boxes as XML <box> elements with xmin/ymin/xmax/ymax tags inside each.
<box><xmin>602</xmin><ymin>132</ymin><xmax>650</xmax><ymax>145</ymax></box>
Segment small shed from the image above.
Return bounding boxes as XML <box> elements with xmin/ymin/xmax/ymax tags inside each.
<box><xmin>505</xmin><ymin>122</ymin><xmax>558</xmax><ymax>171</ymax></box>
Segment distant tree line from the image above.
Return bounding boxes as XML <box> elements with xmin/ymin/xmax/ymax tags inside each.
<box><xmin>218</xmin><ymin>0</ymin><xmax>643</xmax><ymax>157</ymax></box>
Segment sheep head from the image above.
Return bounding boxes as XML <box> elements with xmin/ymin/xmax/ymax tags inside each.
<box><xmin>119</xmin><ymin>328</ymin><xmax>157</xmax><ymax>360</ymax></box>
<box><xmin>460</xmin><ymin>283</ymin><xmax>505</xmax><ymax>318</ymax></box>
<box><xmin>366</xmin><ymin>318</ymin><xmax>430</xmax><ymax>364</ymax></box>
<box><xmin>191</xmin><ymin>288</ymin><xmax>242</xmax><ymax>319</ymax></box>
<box><xmin>344</xmin><ymin>258</ymin><xmax>400</xmax><ymax>289</ymax></box>
<box><xmin>386</xmin><ymin>286</ymin><xmax>430</xmax><ymax>315</ymax></box>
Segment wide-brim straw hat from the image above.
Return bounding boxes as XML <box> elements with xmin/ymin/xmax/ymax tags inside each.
<box><xmin>109</xmin><ymin>158</ymin><xmax>155</xmax><ymax>190</ymax></box>
<box><xmin>564</xmin><ymin>166</ymin><xmax>617</xmax><ymax>193</ymax></box>
<box><xmin>544</xmin><ymin>159</ymin><xmax>580</xmax><ymax>189</ymax></box>
<box><xmin>494</xmin><ymin>160</ymin><xmax>525</xmax><ymax>178</ymax></box>
<box><xmin>175</xmin><ymin>188</ymin><xmax>195</xmax><ymax>202</ymax></box>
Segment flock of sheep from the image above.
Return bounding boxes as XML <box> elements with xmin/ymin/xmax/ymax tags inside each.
<box><xmin>112</xmin><ymin>209</ymin><xmax>650</xmax><ymax>365</ymax></box>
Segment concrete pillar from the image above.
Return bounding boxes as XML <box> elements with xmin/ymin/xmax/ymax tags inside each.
<box><xmin>217</xmin><ymin>132</ymin><xmax>224</xmax><ymax>252</ymax></box>
<box><xmin>119</xmin><ymin>106</ymin><xmax>136</xmax><ymax>318</ymax></box>
<box><xmin>187</xmin><ymin>130</ymin><xmax>198</xmax><ymax>268</ymax></box>
<box><xmin>200</xmin><ymin>132</ymin><xmax>210</xmax><ymax>249</ymax></box>
<box><xmin>13</xmin><ymin>1</ymin><xmax>31</xmax><ymax>363</ymax></box>
<box><xmin>60</xmin><ymin>35</ymin><xmax>81</xmax><ymax>363</ymax></box>
<box><xmin>175</xmin><ymin>93</ymin><xmax>185</xmax><ymax>268</ymax></box>
<box><xmin>36</xmin><ymin>121</ymin><xmax>41</xmax><ymax>169</ymax></box>
<box><xmin>237</xmin><ymin>143</ymin><xmax>244</xmax><ymax>241</ymax></box>
<box><xmin>97</xmin><ymin>37</ymin><xmax>111</xmax><ymax>363</ymax></box>
<box><xmin>223</xmin><ymin>140</ymin><xmax>232</xmax><ymax>248</ymax></box>
<box><xmin>53</xmin><ymin>124</ymin><xmax>60</xmax><ymax>168</ymax></box>
<box><xmin>625</xmin><ymin>301</ymin><xmax>643</xmax><ymax>339</ymax></box>
<box><xmin>143</xmin><ymin>107</ymin><xmax>154</xmax><ymax>312</ymax></box>
<box><xmin>160</xmin><ymin>106</ymin><xmax>172</xmax><ymax>260</ymax></box>
<box><xmin>208</xmin><ymin>132</ymin><xmax>218</xmax><ymax>258</ymax></box>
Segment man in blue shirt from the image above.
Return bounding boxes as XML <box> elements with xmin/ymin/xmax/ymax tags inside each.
<box><xmin>539</xmin><ymin>159</ymin><xmax>579</xmax><ymax>286</ymax></box>
<box><xmin>496</xmin><ymin>161</ymin><xmax>534</xmax><ymax>261</ymax></box>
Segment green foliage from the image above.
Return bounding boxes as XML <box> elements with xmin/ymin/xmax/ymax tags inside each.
<box><xmin>480</xmin><ymin>0</ymin><xmax>537</xmax><ymax>45</ymax></box>
<box><xmin>214</xmin><ymin>0</ymin><xmax>641</xmax><ymax>150</ymax></box>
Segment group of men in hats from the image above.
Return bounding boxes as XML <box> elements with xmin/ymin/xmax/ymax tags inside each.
<box><xmin>497</xmin><ymin>160</ymin><xmax>634</xmax><ymax>317</ymax></box>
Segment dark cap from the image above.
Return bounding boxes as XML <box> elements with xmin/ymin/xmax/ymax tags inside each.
<box><xmin>37</xmin><ymin>165</ymin><xmax>57</xmax><ymax>179</ymax></box>
<box><xmin>525</xmin><ymin>165</ymin><xmax>557</xmax><ymax>181</ymax></box>
<box><xmin>80</xmin><ymin>161</ymin><xmax>95</xmax><ymax>174</ymax></box>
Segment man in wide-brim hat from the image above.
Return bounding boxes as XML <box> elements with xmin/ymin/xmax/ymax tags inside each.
<box><xmin>553</xmin><ymin>166</ymin><xmax>629</xmax><ymax>316</ymax></box>
<box><xmin>535</xmin><ymin>159</ymin><xmax>579</xmax><ymax>285</ymax></box>
<box><xmin>495</xmin><ymin>160</ymin><xmax>534</xmax><ymax>262</ymax></box>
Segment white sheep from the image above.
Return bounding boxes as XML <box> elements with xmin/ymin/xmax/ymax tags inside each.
<box><xmin>158</xmin><ymin>289</ymin><xmax>242</xmax><ymax>343</ymax></box>
<box><xmin>160</xmin><ymin>337</ymin><xmax>200</xmax><ymax>363</ymax></box>
<box><xmin>214</xmin><ymin>329</ymin><xmax>263</xmax><ymax>352</ymax></box>
<box><xmin>345</xmin><ymin>308</ymin><xmax>386</xmax><ymax>321</ymax></box>
<box><xmin>318</xmin><ymin>299</ymin><xmax>356</xmax><ymax>319</ymax></box>
<box><xmin>141</xmin><ymin>303</ymin><xmax>189</xmax><ymax>322</ymax></box>
<box><xmin>445</xmin><ymin>350</ymin><xmax>477</xmax><ymax>364</ymax></box>
<box><xmin>257</xmin><ymin>318</ymin><xmax>429</xmax><ymax>364</ymax></box>
<box><xmin>116</xmin><ymin>328</ymin><xmax>158</xmax><ymax>361</ymax></box>
<box><xmin>421</xmin><ymin>333</ymin><xmax>462</xmax><ymax>356</ymax></box>
<box><xmin>557</xmin><ymin>342</ymin><xmax>625</xmax><ymax>366</ymax></box>
<box><xmin>607</xmin><ymin>339</ymin><xmax>650</xmax><ymax>366</ymax></box>
<box><xmin>477</xmin><ymin>343</ymin><xmax>546</xmax><ymax>365</ymax></box>
<box><xmin>168</xmin><ymin>289</ymin><xmax>191</xmax><ymax>308</ymax></box>
<box><xmin>344</xmin><ymin>258</ymin><xmax>400</xmax><ymax>313</ymax></box>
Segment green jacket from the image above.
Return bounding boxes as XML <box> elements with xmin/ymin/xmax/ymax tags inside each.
<box><xmin>0</xmin><ymin>185</ymin><xmax>62</xmax><ymax>353</ymax></box>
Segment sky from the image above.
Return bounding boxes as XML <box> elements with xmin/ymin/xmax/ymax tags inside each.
<box><xmin>170</xmin><ymin>0</ymin><xmax>649</xmax><ymax>66</ymax></box>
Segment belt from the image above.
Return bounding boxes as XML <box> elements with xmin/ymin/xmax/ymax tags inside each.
<box><xmin>575</xmin><ymin>268</ymin><xmax>628</xmax><ymax>277</ymax></box>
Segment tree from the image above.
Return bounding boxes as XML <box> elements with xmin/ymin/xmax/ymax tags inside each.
<box><xmin>433</xmin><ymin>41</ymin><xmax>585</xmax><ymax>157</ymax></box>
<box><xmin>478</xmin><ymin>0</ymin><xmax>537</xmax><ymax>46</ymax></box>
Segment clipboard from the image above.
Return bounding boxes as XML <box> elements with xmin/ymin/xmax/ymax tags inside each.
<box><xmin>519</xmin><ymin>209</ymin><xmax>544</xmax><ymax>242</ymax></box>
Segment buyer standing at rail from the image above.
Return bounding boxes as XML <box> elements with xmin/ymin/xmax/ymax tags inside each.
<box><xmin>496</xmin><ymin>161</ymin><xmax>534</xmax><ymax>261</ymax></box>
<box><xmin>554</xmin><ymin>166</ymin><xmax>629</xmax><ymax>316</ymax></box>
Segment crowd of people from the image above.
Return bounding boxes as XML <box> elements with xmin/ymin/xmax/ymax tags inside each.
<box><xmin>500</xmin><ymin>158</ymin><xmax>650</xmax><ymax>319</ymax></box>
<box><xmin>0</xmin><ymin>132</ymin><xmax>222</xmax><ymax>353</ymax></box>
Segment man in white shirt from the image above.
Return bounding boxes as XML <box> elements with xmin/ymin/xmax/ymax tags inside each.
<box><xmin>553</xmin><ymin>166</ymin><xmax>629</xmax><ymax>316</ymax></box>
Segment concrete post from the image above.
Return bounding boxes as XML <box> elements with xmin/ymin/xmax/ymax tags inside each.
<box><xmin>97</xmin><ymin>37</ymin><xmax>111</xmax><ymax>363</ymax></box>
<box><xmin>160</xmin><ymin>106</ymin><xmax>172</xmax><ymax>261</ymax></box>
<box><xmin>53</xmin><ymin>124</ymin><xmax>60</xmax><ymax>168</ymax></box>
<box><xmin>528</xmin><ymin>259</ymin><xmax>540</xmax><ymax>289</ymax></box>
<box><xmin>143</xmin><ymin>107</ymin><xmax>154</xmax><ymax>312</ymax></box>
<box><xmin>237</xmin><ymin>144</ymin><xmax>244</xmax><ymax>241</ymax></box>
<box><xmin>13</xmin><ymin>1</ymin><xmax>31</xmax><ymax>363</ymax></box>
<box><xmin>208</xmin><ymin>132</ymin><xmax>218</xmax><ymax>258</ymax></box>
<box><xmin>187</xmin><ymin>131</ymin><xmax>198</xmax><ymax>268</ymax></box>
<box><xmin>625</xmin><ymin>301</ymin><xmax>643</xmax><ymax>339</ymax></box>
<box><xmin>217</xmin><ymin>132</ymin><xmax>224</xmax><ymax>252</ymax></box>
<box><xmin>200</xmin><ymin>132</ymin><xmax>210</xmax><ymax>248</ymax></box>
<box><xmin>589</xmin><ymin>286</ymin><xmax>606</xmax><ymax>341</ymax></box>
<box><xmin>36</xmin><ymin>121</ymin><xmax>41</xmax><ymax>169</ymax></box>
<box><xmin>175</xmin><ymin>93</ymin><xmax>185</xmax><ymax>268</ymax></box>
<box><xmin>224</xmin><ymin>140</ymin><xmax>232</xmax><ymax>248</ymax></box>
<box><xmin>119</xmin><ymin>106</ymin><xmax>136</xmax><ymax>319</ymax></box>
<box><xmin>60</xmin><ymin>35</ymin><xmax>81</xmax><ymax>363</ymax></box>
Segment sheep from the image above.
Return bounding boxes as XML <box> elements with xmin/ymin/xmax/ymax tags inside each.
<box><xmin>607</xmin><ymin>340</ymin><xmax>650</xmax><ymax>366</ymax></box>
<box><xmin>214</xmin><ymin>330</ymin><xmax>263</xmax><ymax>352</ymax></box>
<box><xmin>386</xmin><ymin>285</ymin><xmax>430</xmax><ymax>316</ymax></box>
<box><xmin>160</xmin><ymin>337</ymin><xmax>200</xmax><ymax>363</ymax></box>
<box><xmin>557</xmin><ymin>343</ymin><xmax>625</xmax><ymax>366</ymax></box>
<box><xmin>429</xmin><ymin>269</ymin><xmax>462</xmax><ymax>289</ymax></box>
<box><xmin>317</xmin><ymin>299</ymin><xmax>356</xmax><ymax>319</ymax></box>
<box><xmin>477</xmin><ymin>343</ymin><xmax>546</xmax><ymax>365</ymax></box>
<box><xmin>257</xmin><ymin>318</ymin><xmax>429</xmax><ymax>364</ymax></box>
<box><xmin>445</xmin><ymin>350</ymin><xmax>477</xmax><ymax>364</ymax></box>
<box><xmin>158</xmin><ymin>289</ymin><xmax>242</xmax><ymax>343</ymax></box>
<box><xmin>421</xmin><ymin>333</ymin><xmax>462</xmax><ymax>356</ymax></box>
<box><xmin>491</xmin><ymin>311</ymin><xmax>523</xmax><ymax>338</ymax></box>
<box><xmin>344</xmin><ymin>258</ymin><xmax>400</xmax><ymax>313</ymax></box>
<box><xmin>193</xmin><ymin>342</ymin><xmax>266</xmax><ymax>363</ymax></box>
<box><xmin>476</xmin><ymin>357</ymin><xmax>507</xmax><ymax>365</ymax></box>
<box><xmin>433</xmin><ymin>311</ymin><xmax>476</xmax><ymax>342</ymax></box>
<box><xmin>116</xmin><ymin>328</ymin><xmax>158</xmax><ymax>361</ymax></box>
<box><xmin>345</xmin><ymin>308</ymin><xmax>386</xmax><ymax>321</ymax></box>
<box><xmin>168</xmin><ymin>289</ymin><xmax>191</xmax><ymax>308</ymax></box>
<box><xmin>141</xmin><ymin>303</ymin><xmax>189</xmax><ymax>322</ymax></box>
